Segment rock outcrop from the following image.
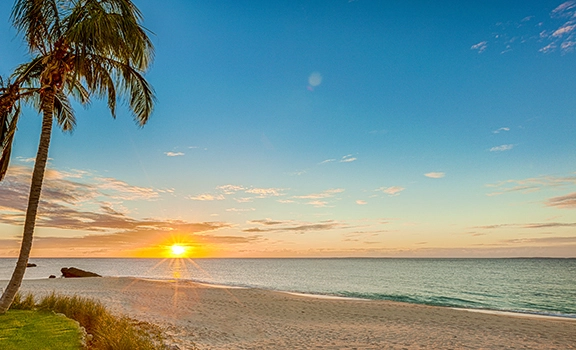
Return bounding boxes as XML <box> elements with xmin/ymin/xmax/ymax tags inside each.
<box><xmin>61</xmin><ymin>267</ymin><xmax>101</xmax><ymax>278</ymax></box>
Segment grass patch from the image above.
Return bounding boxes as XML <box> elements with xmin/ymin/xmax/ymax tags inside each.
<box><xmin>7</xmin><ymin>293</ymin><xmax>168</xmax><ymax>349</ymax></box>
<box><xmin>0</xmin><ymin>310</ymin><xmax>83</xmax><ymax>350</ymax></box>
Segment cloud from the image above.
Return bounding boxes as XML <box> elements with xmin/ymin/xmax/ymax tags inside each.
<box><xmin>471</xmin><ymin>41</ymin><xmax>488</xmax><ymax>53</ymax></box>
<box><xmin>0</xmin><ymin>166</ymin><xmax>159</xmax><ymax>219</ymax></box>
<box><xmin>475</xmin><ymin>222</ymin><xmax>576</xmax><ymax>230</ymax></box>
<box><xmin>356</xmin><ymin>200</ymin><xmax>367</xmax><ymax>205</ymax></box>
<box><xmin>248</xmin><ymin>219</ymin><xmax>288</xmax><ymax>226</ymax></box>
<box><xmin>340</xmin><ymin>155</ymin><xmax>357</xmax><ymax>163</ymax></box>
<box><xmin>96</xmin><ymin>177</ymin><xmax>159</xmax><ymax>200</ymax></box>
<box><xmin>486</xmin><ymin>174</ymin><xmax>576</xmax><ymax>196</ymax></box>
<box><xmin>293</xmin><ymin>188</ymin><xmax>345</xmax><ymax>199</ymax></box>
<box><xmin>217</xmin><ymin>185</ymin><xmax>245</xmax><ymax>194</ymax></box>
<box><xmin>474</xmin><ymin>3</ymin><xmax>576</xmax><ymax>55</ymax></box>
<box><xmin>552</xmin><ymin>1</ymin><xmax>576</xmax><ymax>16</ymax></box>
<box><xmin>552</xmin><ymin>24</ymin><xmax>576</xmax><ymax>37</ymax></box>
<box><xmin>164</xmin><ymin>152</ymin><xmax>184</xmax><ymax>157</ymax></box>
<box><xmin>307</xmin><ymin>200</ymin><xmax>328</xmax><ymax>207</ymax></box>
<box><xmin>242</xmin><ymin>221</ymin><xmax>342</xmax><ymax>233</ymax></box>
<box><xmin>245</xmin><ymin>187</ymin><xmax>284</xmax><ymax>197</ymax></box>
<box><xmin>187</xmin><ymin>194</ymin><xmax>225</xmax><ymax>201</ymax></box>
<box><xmin>376</xmin><ymin>186</ymin><xmax>405</xmax><ymax>196</ymax></box>
<box><xmin>424</xmin><ymin>172</ymin><xmax>445</xmax><ymax>179</ymax></box>
<box><xmin>501</xmin><ymin>236</ymin><xmax>576</xmax><ymax>244</ymax></box>
<box><xmin>226</xmin><ymin>208</ymin><xmax>256</xmax><ymax>212</ymax></box>
<box><xmin>489</xmin><ymin>144</ymin><xmax>514</xmax><ymax>152</ymax></box>
<box><xmin>539</xmin><ymin>43</ymin><xmax>556</xmax><ymax>53</ymax></box>
<box><xmin>546</xmin><ymin>192</ymin><xmax>576</xmax><ymax>208</ymax></box>
<box><xmin>320</xmin><ymin>155</ymin><xmax>357</xmax><ymax>164</ymax></box>
<box><xmin>492</xmin><ymin>127</ymin><xmax>510</xmax><ymax>134</ymax></box>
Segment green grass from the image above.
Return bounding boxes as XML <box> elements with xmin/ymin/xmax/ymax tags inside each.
<box><xmin>5</xmin><ymin>293</ymin><xmax>168</xmax><ymax>350</ymax></box>
<box><xmin>0</xmin><ymin>310</ymin><xmax>83</xmax><ymax>350</ymax></box>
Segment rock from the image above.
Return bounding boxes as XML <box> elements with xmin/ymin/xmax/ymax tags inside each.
<box><xmin>49</xmin><ymin>275</ymin><xmax>56</xmax><ymax>279</ymax></box>
<box><xmin>61</xmin><ymin>267</ymin><xmax>101</xmax><ymax>278</ymax></box>
<box><xmin>26</xmin><ymin>263</ymin><xmax>37</xmax><ymax>267</ymax></box>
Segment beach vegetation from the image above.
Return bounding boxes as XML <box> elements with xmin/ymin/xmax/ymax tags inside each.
<box><xmin>8</xmin><ymin>292</ymin><xmax>168</xmax><ymax>349</ymax></box>
<box><xmin>0</xmin><ymin>0</ymin><xmax>155</xmax><ymax>313</ymax></box>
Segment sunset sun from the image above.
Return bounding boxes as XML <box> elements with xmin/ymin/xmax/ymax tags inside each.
<box><xmin>170</xmin><ymin>244</ymin><xmax>187</xmax><ymax>257</ymax></box>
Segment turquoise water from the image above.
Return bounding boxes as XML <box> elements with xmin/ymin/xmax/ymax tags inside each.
<box><xmin>1</xmin><ymin>258</ymin><xmax>575</xmax><ymax>318</ymax></box>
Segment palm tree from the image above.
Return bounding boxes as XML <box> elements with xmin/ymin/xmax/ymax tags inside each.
<box><xmin>0</xmin><ymin>0</ymin><xmax>155</xmax><ymax>314</ymax></box>
<box><xmin>0</xmin><ymin>77</ymin><xmax>22</xmax><ymax>181</ymax></box>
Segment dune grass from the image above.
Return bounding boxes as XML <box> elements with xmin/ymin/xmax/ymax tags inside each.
<box><xmin>0</xmin><ymin>309</ymin><xmax>83</xmax><ymax>350</ymax></box>
<box><xmin>6</xmin><ymin>292</ymin><xmax>168</xmax><ymax>350</ymax></box>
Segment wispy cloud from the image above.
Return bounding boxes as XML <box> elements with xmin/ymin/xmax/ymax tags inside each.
<box><xmin>492</xmin><ymin>127</ymin><xmax>510</xmax><ymax>134</ymax></box>
<box><xmin>319</xmin><ymin>154</ymin><xmax>357</xmax><ymax>164</ymax></box>
<box><xmin>187</xmin><ymin>194</ymin><xmax>225</xmax><ymax>201</ymax></box>
<box><xmin>376</xmin><ymin>186</ymin><xmax>405</xmax><ymax>196</ymax></box>
<box><xmin>356</xmin><ymin>200</ymin><xmax>367</xmax><ymax>205</ymax></box>
<box><xmin>245</xmin><ymin>187</ymin><xmax>284</xmax><ymax>197</ymax></box>
<box><xmin>486</xmin><ymin>174</ymin><xmax>576</xmax><ymax>196</ymax></box>
<box><xmin>473</xmin><ymin>2</ymin><xmax>576</xmax><ymax>55</ymax></box>
<box><xmin>0</xmin><ymin>166</ymin><xmax>159</xmax><ymax>220</ymax></box>
<box><xmin>546</xmin><ymin>192</ymin><xmax>576</xmax><ymax>208</ymax></box>
<box><xmin>248</xmin><ymin>219</ymin><xmax>289</xmax><ymax>226</ymax></box>
<box><xmin>471</xmin><ymin>41</ymin><xmax>488</xmax><ymax>53</ymax></box>
<box><xmin>294</xmin><ymin>188</ymin><xmax>345</xmax><ymax>199</ymax></box>
<box><xmin>0</xmin><ymin>167</ymin><xmax>229</xmax><ymax>237</ymax></box>
<box><xmin>489</xmin><ymin>144</ymin><xmax>514</xmax><ymax>152</ymax></box>
<box><xmin>307</xmin><ymin>200</ymin><xmax>328</xmax><ymax>207</ymax></box>
<box><xmin>475</xmin><ymin>222</ymin><xmax>576</xmax><ymax>230</ymax></box>
<box><xmin>217</xmin><ymin>185</ymin><xmax>245</xmax><ymax>194</ymax></box>
<box><xmin>226</xmin><ymin>208</ymin><xmax>256</xmax><ymax>212</ymax></box>
<box><xmin>424</xmin><ymin>172</ymin><xmax>445</xmax><ymax>179</ymax></box>
<box><xmin>164</xmin><ymin>152</ymin><xmax>184</xmax><ymax>157</ymax></box>
<box><xmin>340</xmin><ymin>155</ymin><xmax>357</xmax><ymax>163</ymax></box>
<box><xmin>242</xmin><ymin>220</ymin><xmax>342</xmax><ymax>234</ymax></box>
<box><xmin>501</xmin><ymin>236</ymin><xmax>576</xmax><ymax>244</ymax></box>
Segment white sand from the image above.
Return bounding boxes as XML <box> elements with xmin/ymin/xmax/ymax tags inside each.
<box><xmin>11</xmin><ymin>277</ymin><xmax>576</xmax><ymax>349</ymax></box>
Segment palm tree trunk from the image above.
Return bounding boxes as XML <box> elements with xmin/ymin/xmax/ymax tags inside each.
<box><xmin>0</xmin><ymin>88</ymin><xmax>54</xmax><ymax>314</ymax></box>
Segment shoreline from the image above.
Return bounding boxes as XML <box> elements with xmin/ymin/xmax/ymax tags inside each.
<box><xmin>7</xmin><ymin>277</ymin><xmax>576</xmax><ymax>349</ymax></box>
<box><xmin>12</xmin><ymin>276</ymin><xmax>576</xmax><ymax>321</ymax></box>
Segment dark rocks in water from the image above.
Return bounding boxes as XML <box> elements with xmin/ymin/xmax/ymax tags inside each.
<box><xmin>26</xmin><ymin>263</ymin><xmax>37</xmax><ymax>267</ymax></box>
<box><xmin>49</xmin><ymin>275</ymin><xmax>56</xmax><ymax>279</ymax></box>
<box><xmin>61</xmin><ymin>267</ymin><xmax>101</xmax><ymax>278</ymax></box>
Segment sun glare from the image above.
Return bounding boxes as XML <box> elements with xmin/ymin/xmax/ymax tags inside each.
<box><xmin>170</xmin><ymin>244</ymin><xmax>187</xmax><ymax>257</ymax></box>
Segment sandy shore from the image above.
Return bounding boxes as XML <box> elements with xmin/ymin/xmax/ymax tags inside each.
<box><xmin>9</xmin><ymin>277</ymin><xmax>575</xmax><ymax>349</ymax></box>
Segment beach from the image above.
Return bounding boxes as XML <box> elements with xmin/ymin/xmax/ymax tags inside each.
<box><xmin>10</xmin><ymin>277</ymin><xmax>576</xmax><ymax>349</ymax></box>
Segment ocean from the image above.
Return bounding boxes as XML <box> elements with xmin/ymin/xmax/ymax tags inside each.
<box><xmin>1</xmin><ymin>258</ymin><xmax>575</xmax><ymax>319</ymax></box>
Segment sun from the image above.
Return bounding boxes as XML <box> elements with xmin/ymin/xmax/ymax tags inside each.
<box><xmin>170</xmin><ymin>244</ymin><xmax>187</xmax><ymax>257</ymax></box>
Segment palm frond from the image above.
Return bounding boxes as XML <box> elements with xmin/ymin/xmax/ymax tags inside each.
<box><xmin>64</xmin><ymin>0</ymin><xmax>154</xmax><ymax>70</ymax></box>
<box><xmin>88</xmin><ymin>54</ymin><xmax>154</xmax><ymax>125</ymax></box>
<box><xmin>54</xmin><ymin>91</ymin><xmax>76</xmax><ymax>132</ymax></box>
<box><xmin>0</xmin><ymin>78</ymin><xmax>21</xmax><ymax>181</ymax></box>
<box><xmin>12</xmin><ymin>0</ymin><xmax>62</xmax><ymax>54</ymax></box>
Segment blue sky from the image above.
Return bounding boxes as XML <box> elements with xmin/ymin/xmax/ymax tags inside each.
<box><xmin>1</xmin><ymin>0</ymin><xmax>575</xmax><ymax>257</ymax></box>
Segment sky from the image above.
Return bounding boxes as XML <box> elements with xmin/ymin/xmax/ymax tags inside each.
<box><xmin>1</xmin><ymin>0</ymin><xmax>576</xmax><ymax>258</ymax></box>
